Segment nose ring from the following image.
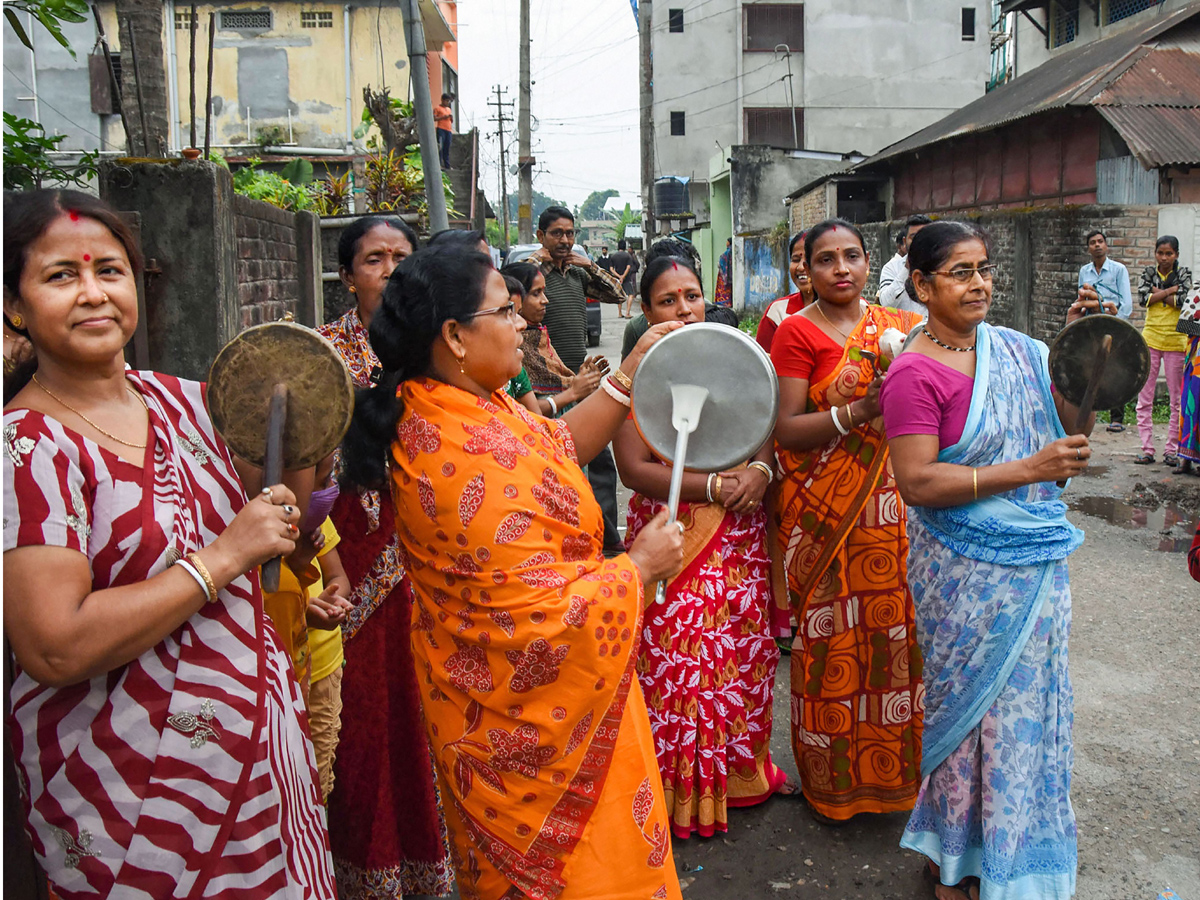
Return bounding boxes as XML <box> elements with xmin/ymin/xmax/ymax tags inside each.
<box><xmin>102</xmin><ymin>293</ymin><xmax>110</xmax><ymax>302</ymax></box>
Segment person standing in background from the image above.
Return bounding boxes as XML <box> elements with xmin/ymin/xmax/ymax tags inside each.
<box><xmin>597</xmin><ymin>245</ymin><xmax>613</xmax><ymax>274</ymax></box>
<box><xmin>875</xmin><ymin>229</ymin><xmax>908</xmax><ymax>303</ymax></box>
<box><xmin>1136</xmin><ymin>235</ymin><xmax>1192</xmax><ymax>469</ymax></box>
<box><xmin>715</xmin><ymin>237</ymin><xmax>734</xmax><ymax>307</ymax></box>
<box><xmin>433</xmin><ymin>93</ymin><xmax>454</xmax><ymax>170</ymax></box>
<box><xmin>756</xmin><ymin>231</ymin><xmax>813</xmax><ymax>354</ymax></box>
<box><xmin>878</xmin><ymin>215</ymin><xmax>932</xmax><ymax>314</ymax></box>
<box><xmin>1077</xmin><ymin>229</ymin><xmax>1133</xmax><ymax>434</ymax></box>
<box><xmin>610</xmin><ymin>239</ymin><xmax>635</xmax><ymax>318</ymax></box>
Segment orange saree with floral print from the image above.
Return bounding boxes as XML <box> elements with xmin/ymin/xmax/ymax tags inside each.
<box><xmin>391</xmin><ymin>379</ymin><xmax>682</xmax><ymax>900</ymax></box>
<box><xmin>774</xmin><ymin>304</ymin><xmax>925</xmax><ymax>821</ymax></box>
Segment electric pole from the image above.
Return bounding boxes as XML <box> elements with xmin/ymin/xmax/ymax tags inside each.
<box><xmin>639</xmin><ymin>0</ymin><xmax>655</xmax><ymax>241</ymax></box>
<box><xmin>488</xmin><ymin>86</ymin><xmax>514</xmax><ymax>250</ymax></box>
<box><xmin>399</xmin><ymin>0</ymin><xmax>449</xmax><ymax>234</ymax></box>
<box><xmin>517</xmin><ymin>0</ymin><xmax>534</xmax><ymax>243</ymax></box>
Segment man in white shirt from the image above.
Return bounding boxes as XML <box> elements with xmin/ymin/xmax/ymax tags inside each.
<box><xmin>878</xmin><ymin>214</ymin><xmax>932</xmax><ymax>315</ymax></box>
<box><xmin>876</xmin><ymin>230</ymin><xmax>907</xmax><ymax>301</ymax></box>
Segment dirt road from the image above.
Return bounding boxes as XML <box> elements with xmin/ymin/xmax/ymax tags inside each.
<box><xmin>598</xmin><ymin>306</ymin><xmax>1200</xmax><ymax>899</ymax></box>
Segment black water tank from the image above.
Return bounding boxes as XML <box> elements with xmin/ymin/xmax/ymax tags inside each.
<box><xmin>653</xmin><ymin>177</ymin><xmax>688</xmax><ymax>215</ymax></box>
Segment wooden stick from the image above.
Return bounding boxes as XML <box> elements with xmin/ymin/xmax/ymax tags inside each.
<box><xmin>1074</xmin><ymin>333</ymin><xmax>1113</xmax><ymax>431</ymax></box>
<box><xmin>203</xmin><ymin>12</ymin><xmax>215</xmax><ymax>159</ymax></box>
<box><xmin>188</xmin><ymin>2</ymin><xmax>197</xmax><ymax>149</ymax></box>
<box><xmin>91</xmin><ymin>5</ymin><xmax>132</xmax><ymax>155</ymax></box>
<box><xmin>125</xmin><ymin>18</ymin><xmax>150</xmax><ymax>155</ymax></box>
<box><xmin>260</xmin><ymin>383</ymin><xmax>289</xmax><ymax>593</ymax></box>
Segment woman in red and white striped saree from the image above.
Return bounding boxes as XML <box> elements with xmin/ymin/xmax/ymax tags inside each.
<box><xmin>3</xmin><ymin>190</ymin><xmax>335</xmax><ymax>898</ymax></box>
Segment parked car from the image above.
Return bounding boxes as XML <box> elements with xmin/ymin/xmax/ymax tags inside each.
<box><xmin>504</xmin><ymin>243</ymin><xmax>602</xmax><ymax>348</ymax></box>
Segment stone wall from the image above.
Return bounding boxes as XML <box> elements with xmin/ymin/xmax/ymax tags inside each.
<box><xmin>234</xmin><ymin>196</ymin><xmax>300</xmax><ymax>329</ymax></box>
<box><xmin>858</xmin><ymin>204</ymin><xmax>1159</xmax><ymax>344</ymax></box>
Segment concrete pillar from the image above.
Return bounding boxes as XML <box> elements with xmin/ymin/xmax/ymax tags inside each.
<box><xmin>99</xmin><ymin>159</ymin><xmax>237</xmax><ymax>381</ymax></box>
<box><xmin>294</xmin><ymin>210</ymin><xmax>322</xmax><ymax>328</ymax></box>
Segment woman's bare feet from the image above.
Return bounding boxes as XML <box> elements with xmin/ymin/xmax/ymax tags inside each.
<box><xmin>776</xmin><ymin>777</ymin><xmax>799</xmax><ymax>796</ymax></box>
<box><xmin>927</xmin><ymin>862</ymin><xmax>980</xmax><ymax>900</ymax></box>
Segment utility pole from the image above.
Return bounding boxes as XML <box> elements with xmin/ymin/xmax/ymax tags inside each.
<box><xmin>399</xmin><ymin>0</ymin><xmax>449</xmax><ymax>234</ymax></box>
<box><xmin>639</xmin><ymin>0</ymin><xmax>655</xmax><ymax>241</ymax></box>
<box><xmin>488</xmin><ymin>86</ymin><xmax>514</xmax><ymax>250</ymax></box>
<box><xmin>517</xmin><ymin>0</ymin><xmax>534</xmax><ymax>243</ymax></box>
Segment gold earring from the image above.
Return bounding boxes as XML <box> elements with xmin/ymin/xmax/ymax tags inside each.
<box><xmin>349</xmin><ymin>286</ymin><xmax>357</xmax><ymax>293</ymax></box>
<box><xmin>10</xmin><ymin>314</ymin><xmax>23</xmax><ymax>328</ymax></box>
<box><xmin>458</xmin><ymin>354</ymin><xmax>466</xmax><ymax>374</ymax></box>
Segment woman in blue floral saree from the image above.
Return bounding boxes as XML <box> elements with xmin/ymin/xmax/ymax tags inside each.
<box><xmin>880</xmin><ymin>222</ymin><xmax>1094</xmax><ymax>900</ymax></box>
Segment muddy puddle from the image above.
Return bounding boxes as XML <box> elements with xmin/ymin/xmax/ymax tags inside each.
<box><xmin>1070</xmin><ymin>496</ymin><xmax>1194</xmax><ymax>552</ymax></box>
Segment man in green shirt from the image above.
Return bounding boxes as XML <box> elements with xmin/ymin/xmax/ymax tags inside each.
<box><xmin>528</xmin><ymin>206</ymin><xmax>626</xmax><ymax>554</ymax></box>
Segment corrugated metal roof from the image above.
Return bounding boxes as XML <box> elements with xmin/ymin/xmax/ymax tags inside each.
<box><xmin>855</xmin><ymin>3</ymin><xmax>1200</xmax><ymax>167</ymax></box>
<box><xmin>1091</xmin><ymin>48</ymin><xmax>1200</xmax><ymax>106</ymax></box>
<box><xmin>1097</xmin><ymin>105</ymin><xmax>1200</xmax><ymax>166</ymax></box>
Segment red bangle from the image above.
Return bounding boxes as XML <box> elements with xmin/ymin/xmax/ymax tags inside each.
<box><xmin>606</xmin><ymin>374</ymin><xmax>630</xmax><ymax>397</ymax></box>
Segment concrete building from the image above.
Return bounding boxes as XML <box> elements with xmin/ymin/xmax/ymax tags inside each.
<box><xmin>1005</xmin><ymin>0</ymin><xmax>1194</xmax><ymax>77</ymax></box>
<box><xmin>3</xmin><ymin>0</ymin><xmax>457</xmax><ymax>155</ymax></box>
<box><xmin>651</xmin><ymin>0</ymin><xmax>993</xmax><ymax>209</ymax></box>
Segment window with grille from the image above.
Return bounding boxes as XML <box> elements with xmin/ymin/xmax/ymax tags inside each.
<box><xmin>670</xmin><ymin>111</ymin><xmax>685</xmax><ymax>136</ymax></box>
<box><xmin>174</xmin><ymin>9</ymin><xmax>193</xmax><ymax>29</ymax></box>
<box><xmin>744</xmin><ymin>107</ymin><xmax>802</xmax><ymax>147</ymax></box>
<box><xmin>668</xmin><ymin>8</ymin><xmax>684</xmax><ymax>32</ymax></box>
<box><xmin>219</xmin><ymin>10</ymin><xmax>271</xmax><ymax>30</ymax></box>
<box><xmin>1104</xmin><ymin>0</ymin><xmax>1156</xmax><ymax>23</ymax></box>
<box><xmin>961</xmin><ymin>7</ymin><xmax>976</xmax><ymax>40</ymax></box>
<box><xmin>744</xmin><ymin>4</ymin><xmax>803</xmax><ymax>52</ymax></box>
<box><xmin>301</xmin><ymin>10</ymin><xmax>333</xmax><ymax>27</ymax></box>
<box><xmin>1050</xmin><ymin>0</ymin><xmax>1079</xmax><ymax>48</ymax></box>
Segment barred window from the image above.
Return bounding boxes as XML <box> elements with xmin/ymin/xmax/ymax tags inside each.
<box><xmin>744</xmin><ymin>107</ymin><xmax>802</xmax><ymax>147</ymax></box>
<box><xmin>219</xmin><ymin>10</ymin><xmax>271</xmax><ymax>30</ymax></box>
<box><xmin>174</xmin><ymin>9</ymin><xmax>193</xmax><ymax>29</ymax></box>
<box><xmin>744</xmin><ymin>3</ymin><xmax>803</xmax><ymax>52</ymax></box>
<box><xmin>301</xmin><ymin>10</ymin><xmax>333</xmax><ymax>28</ymax></box>
<box><xmin>1050</xmin><ymin>0</ymin><xmax>1079</xmax><ymax>48</ymax></box>
<box><xmin>1105</xmin><ymin>0</ymin><xmax>1156</xmax><ymax>24</ymax></box>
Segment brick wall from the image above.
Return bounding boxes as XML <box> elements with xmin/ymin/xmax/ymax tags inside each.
<box><xmin>857</xmin><ymin>204</ymin><xmax>1159</xmax><ymax>343</ymax></box>
<box><xmin>234</xmin><ymin>195</ymin><xmax>301</xmax><ymax>329</ymax></box>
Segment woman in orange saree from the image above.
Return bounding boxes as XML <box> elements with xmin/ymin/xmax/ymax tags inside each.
<box><xmin>339</xmin><ymin>243</ymin><xmax>687</xmax><ymax>900</ymax></box>
<box><xmin>771</xmin><ymin>218</ymin><xmax>925</xmax><ymax>823</ymax></box>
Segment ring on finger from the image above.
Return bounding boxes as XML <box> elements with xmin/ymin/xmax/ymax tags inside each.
<box><xmin>282</xmin><ymin>504</ymin><xmax>295</xmax><ymax>517</ymax></box>
<box><xmin>675</xmin><ymin>521</ymin><xmax>685</xmax><ymax>535</ymax></box>
<box><xmin>261</xmin><ymin>487</ymin><xmax>274</xmax><ymax>502</ymax></box>
<box><xmin>287</xmin><ymin>523</ymin><xmax>299</xmax><ymax>535</ymax></box>
<box><xmin>1075</xmin><ymin>448</ymin><xmax>1081</xmax><ymax>460</ymax></box>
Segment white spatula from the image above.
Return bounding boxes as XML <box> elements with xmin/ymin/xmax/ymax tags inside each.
<box><xmin>656</xmin><ymin>383</ymin><xmax>710</xmax><ymax>605</ymax></box>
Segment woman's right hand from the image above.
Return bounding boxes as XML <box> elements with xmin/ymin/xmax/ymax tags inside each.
<box><xmin>1022</xmin><ymin>435</ymin><xmax>1091</xmax><ymax>483</ymax></box>
<box><xmin>627</xmin><ymin>509</ymin><xmax>685</xmax><ymax>585</ymax></box>
<box><xmin>853</xmin><ymin>376</ymin><xmax>884</xmax><ymax>422</ymax></box>
<box><xmin>203</xmin><ymin>484</ymin><xmax>301</xmax><ymax>584</ymax></box>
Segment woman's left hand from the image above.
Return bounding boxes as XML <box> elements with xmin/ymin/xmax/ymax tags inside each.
<box><xmin>717</xmin><ymin>468</ymin><xmax>768</xmax><ymax>514</ymax></box>
<box><xmin>623</xmin><ymin>321</ymin><xmax>686</xmax><ymax>374</ymax></box>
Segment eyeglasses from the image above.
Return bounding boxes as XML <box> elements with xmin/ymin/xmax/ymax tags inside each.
<box><xmin>461</xmin><ymin>301</ymin><xmax>518</xmax><ymax>322</ymax></box>
<box><xmin>930</xmin><ymin>264</ymin><xmax>996</xmax><ymax>284</ymax></box>
<box><xmin>545</xmin><ymin>228</ymin><xmax>576</xmax><ymax>240</ymax></box>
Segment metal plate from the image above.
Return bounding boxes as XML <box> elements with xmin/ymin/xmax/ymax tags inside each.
<box><xmin>1048</xmin><ymin>314</ymin><xmax>1151</xmax><ymax>411</ymax></box>
<box><xmin>631</xmin><ymin>323</ymin><xmax>779</xmax><ymax>472</ymax></box>
<box><xmin>207</xmin><ymin>322</ymin><xmax>355</xmax><ymax>469</ymax></box>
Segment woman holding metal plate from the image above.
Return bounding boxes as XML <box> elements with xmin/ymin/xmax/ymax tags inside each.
<box><xmin>770</xmin><ymin>217</ymin><xmax>926</xmax><ymax>825</ymax></box>
<box><xmin>614</xmin><ymin>254</ymin><xmax>793</xmax><ymax>840</ymax></box>
<box><xmin>880</xmin><ymin>220</ymin><xmax>1092</xmax><ymax>900</ymax></box>
<box><xmin>2</xmin><ymin>190</ymin><xmax>334</xmax><ymax>896</ymax></box>
<box><xmin>339</xmin><ymin>242</ymin><xmax>687</xmax><ymax>900</ymax></box>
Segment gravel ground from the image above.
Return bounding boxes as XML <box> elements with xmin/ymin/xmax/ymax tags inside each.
<box><xmin>597</xmin><ymin>304</ymin><xmax>1200</xmax><ymax>900</ymax></box>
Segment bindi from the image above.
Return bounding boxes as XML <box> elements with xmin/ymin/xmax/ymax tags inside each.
<box><xmin>83</xmin><ymin>254</ymin><xmax>91</xmax><ymax>262</ymax></box>
<box><xmin>68</xmin><ymin>210</ymin><xmax>80</xmax><ymax>222</ymax></box>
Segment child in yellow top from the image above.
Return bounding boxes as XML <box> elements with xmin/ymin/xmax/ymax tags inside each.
<box><xmin>1136</xmin><ymin>235</ymin><xmax>1193</xmax><ymax>469</ymax></box>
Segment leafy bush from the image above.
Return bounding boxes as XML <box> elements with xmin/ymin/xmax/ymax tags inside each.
<box><xmin>3</xmin><ymin>112</ymin><xmax>97</xmax><ymax>190</ymax></box>
<box><xmin>228</xmin><ymin>156</ymin><xmax>313</xmax><ymax>211</ymax></box>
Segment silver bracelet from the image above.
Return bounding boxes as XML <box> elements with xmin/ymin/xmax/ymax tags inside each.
<box><xmin>546</xmin><ymin>395</ymin><xmax>558</xmax><ymax>417</ymax></box>
<box><xmin>599</xmin><ymin>376</ymin><xmax>632</xmax><ymax>407</ymax></box>
<box><xmin>830</xmin><ymin>405</ymin><xmax>851</xmax><ymax>436</ymax></box>
<box><xmin>706</xmin><ymin>472</ymin><xmax>717</xmax><ymax>503</ymax></box>
<box><xmin>174</xmin><ymin>558</ymin><xmax>210</xmax><ymax>602</ymax></box>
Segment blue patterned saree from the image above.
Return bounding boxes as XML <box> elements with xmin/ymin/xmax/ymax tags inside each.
<box><xmin>900</xmin><ymin>323</ymin><xmax>1081</xmax><ymax>900</ymax></box>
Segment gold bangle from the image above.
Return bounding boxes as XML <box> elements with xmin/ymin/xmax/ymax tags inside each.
<box><xmin>972</xmin><ymin>468</ymin><xmax>978</xmax><ymax>502</ymax></box>
<box><xmin>845</xmin><ymin>403</ymin><xmax>856</xmax><ymax>428</ymax></box>
<box><xmin>714</xmin><ymin>475</ymin><xmax>723</xmax><ymax>501</ymax></box>
<box><xmin>185</xmin><ymin>552</ymin><xmax>219</xmax><ymax>604</ymax></box>
<box><xmin>609</xmin><ymin>367</ymin><xmax>633</xmax><ymax>392</ymax></box>
<box><xmin>748</xmin><ymin>460</ymin><xmax>774</xmax><ymax>481</ymax></box>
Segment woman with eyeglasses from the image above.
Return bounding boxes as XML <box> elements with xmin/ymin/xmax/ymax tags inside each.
<box><xmin>881</xmin><ymin>221</ymin><xmax>1092</xmax><ymax>900</ymax></box>
<box><xmin>339</xmin><ymin>242</ymin><xmax>689</xmax><ymax>899</ymax></box>
<box><xmin>770</xmin><ymin>218</ymin><xmax>926</xmax><ymax>826</ymax></box>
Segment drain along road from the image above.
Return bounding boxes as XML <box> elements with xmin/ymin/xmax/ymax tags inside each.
<box><xmin>598</xmin><ymin>304</ymin><xmax>1199</xmax><ymax>900</ymax></box>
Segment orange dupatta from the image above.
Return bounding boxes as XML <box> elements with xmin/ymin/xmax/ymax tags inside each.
<box><xmin>774</xmin><ymin>303</ymin><xmax>925</xmax><ymax>819</ymax></box>
<box><xmin>392</xmin><ymin>379</ymin><xmax>680</xmax><ymax>900</ymax></box>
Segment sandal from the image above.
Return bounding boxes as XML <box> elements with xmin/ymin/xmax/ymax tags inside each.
<box><xmin>1106</xmin><ymin>422</ymin><xmax>1125</xmax><ymax>433</ymax></box>
<box><xmin>1174</xmin><ymin>459</ymin><xmax>1194</xmax><ymax>475</ymax></box>
<box><xmin>1164</xmin><ymin>454</ymin><xmax>1180</xmax><ymax>467</ymax></box>
<box><xmin>1134</xmin><ymin>454</ymin><xmax>1156</xmax><ymax>465</ymax></box>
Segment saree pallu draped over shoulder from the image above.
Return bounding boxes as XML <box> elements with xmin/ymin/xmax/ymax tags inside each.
<box><xmin>900</xmin><ymin>323</ymin><xmax>1082</xmax><ymax>900</ymax></box>
<box><xmin>392</xmin><ymin>380</ymin><xmax>682</xmax><ymax>900</ymax></box>
<box><xmin>774</xmin><ymin>304</ymin><xmax>925</xmax><ymax>821</ymax></box>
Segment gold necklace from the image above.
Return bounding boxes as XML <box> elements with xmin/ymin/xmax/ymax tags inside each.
<box><xmin>32</xmin><ymin>375</ymin><xmax>148</xmax><ymax>449</ymax></box>
<box><xmin>814</xmin><ymin>300</ymin><xmax>862</xmax><ymax>342</ymax></box>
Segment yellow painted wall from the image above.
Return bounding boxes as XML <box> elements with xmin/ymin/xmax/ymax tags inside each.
<box><xmin>97</xmin><ymin>1</ymin><xmax>411</xmax><ymax>150</ymax></box>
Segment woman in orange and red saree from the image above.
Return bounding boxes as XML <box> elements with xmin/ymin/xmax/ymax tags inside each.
<box><xmin>770</xmin><ymin>218</ymin><xmax>925</xmax><ymax>824</ymax></box>
<box><xmin>319</xmin><ymin>215</ymin><xmax>455</xmax><ymax>897</ymax></box>
<box><xmin>613</xmin><ymin>255</ymin><xmax>791</xmax><ymax>839</ymax></box>
<box><xmin>339</xmin><ymin>242</ymin><xmax>689</xmax><ymax>900</ymax></box>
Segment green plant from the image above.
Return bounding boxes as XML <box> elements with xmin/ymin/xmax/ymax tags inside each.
<box><xmin>4</xmin><ymin>0</ymin><xmax>89</xmax><ymax>58</ymax></box>
<box><xmin>255</xmin><ymin>124</ymin><xmax>289</xmax><ymax>148</ymax></box>
<box><xmin>279</xmin><ymin>157</ymin><xmax>313</xmax><ymax>185</ymax></box>
<box><xmin>485</xmin><ymin>220</ymin><xmax>518</xmax><ymax>247</ymax></box>
<box><xmin>310</xmin><ymin>167</ymin><xmax>351</xmax><ymax>217</ymax></box>
<box><xmin>230</xmin><ymin>157</ymin><xmax>313</xmax><ymax>211</ymax></box>
<box><xmin>3</xmin><ymin>112</ymin><xmax>97</xmax><ymax>190</ymax></box>
<box><xmin>612</xmin><ymin>203</ymin><xmax>640</xmax><ymax>242</ymax></box>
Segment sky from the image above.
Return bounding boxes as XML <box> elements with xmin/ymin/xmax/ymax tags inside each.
<box><xmin>455</xmin><ymin>0</ymin><xmax>642</xmax><ymax>211</ymax></box>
